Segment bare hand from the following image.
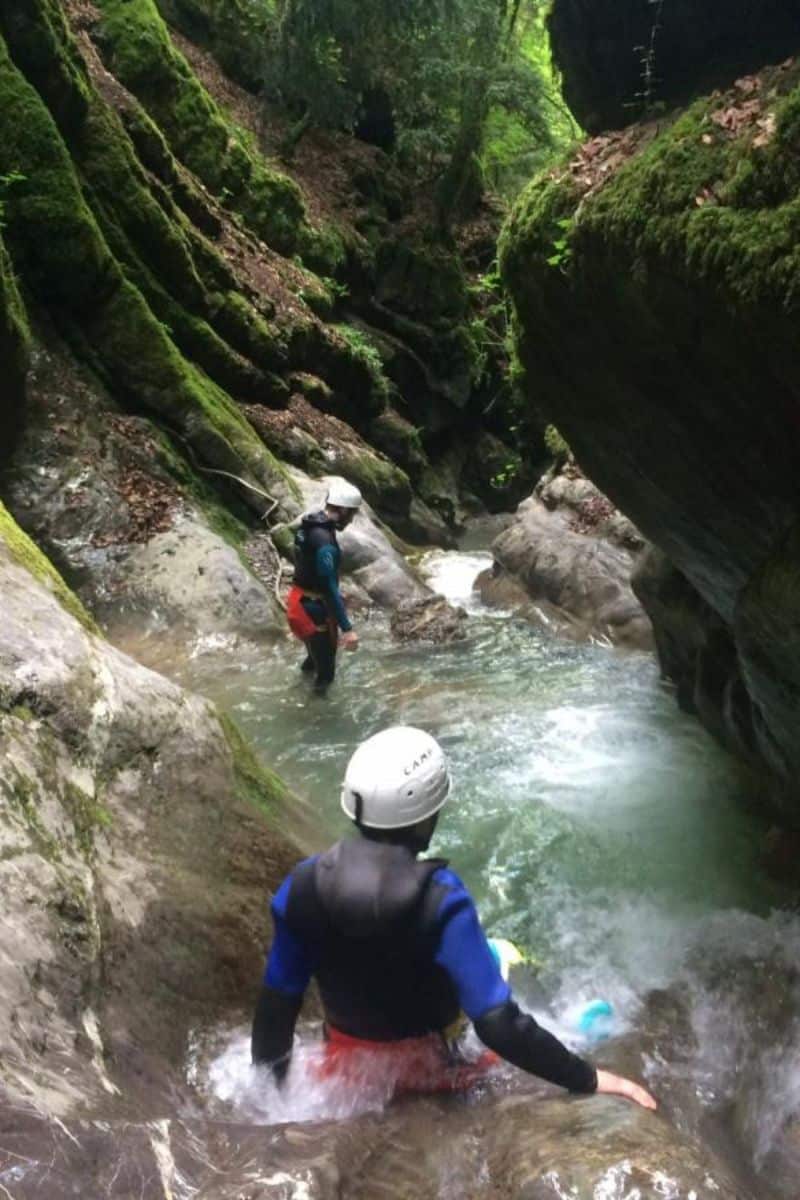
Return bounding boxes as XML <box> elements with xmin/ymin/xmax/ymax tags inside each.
<box><xmin>595</xmin><ymin>1069</ymin><xmax>657</xmax><ymax>1110</ymax></box>
<box><xmin>341</xmin><ymin>630</ymin><xmax>359</xmax><ymax>651</ymax></box>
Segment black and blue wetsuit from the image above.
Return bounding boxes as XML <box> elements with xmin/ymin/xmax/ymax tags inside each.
<box><xmin>292</xmin><ymin>511</ymin><xmax>352</xmax><ymax>689</ymax></box>
<box><xmin>251</xmin><ymin>838</ymin><xmax>597</xmax><ymax>1093</ymax></box>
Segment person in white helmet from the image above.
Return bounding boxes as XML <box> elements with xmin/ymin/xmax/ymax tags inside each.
<box><xmin>285</xmin><ymin>479</ymin><xmax>362</xmax><ymax>693</ymax></box>
<box><xmin>251</xmin><ymin>727</ymin><xmax>657</xmax><ymax>1109</ymax></box>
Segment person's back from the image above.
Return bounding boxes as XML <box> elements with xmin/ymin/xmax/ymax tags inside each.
<box><xmin>284</xmin><ymin>839</ymin><xmax>462</xmax><ymax>1041</ymax></box>
<box><xmin>252</xmin><ymin>727</ymin><xmax>656</xmax><ymax>1108</ymax></box>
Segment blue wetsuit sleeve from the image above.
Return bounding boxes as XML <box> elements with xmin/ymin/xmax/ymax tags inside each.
<box><xmin>432</xmin><ymin>872</ymin><xmax>511</xmax><ymax>1020</ymax></box>
<box><xmin>315</xmin><ymin>544</ymin><xmax>352</xmax><ymax>632</ymax></box>
<box><xmin>264</xmin><ymin>874</ymin><xmax>318</xmax><ymax>996</ymax></box>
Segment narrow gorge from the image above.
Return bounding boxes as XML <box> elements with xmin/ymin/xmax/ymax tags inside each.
<box><xmin>1</xmin><ymin>2</ymin><xmax>800</xmax><ymax>1197</ymax></box>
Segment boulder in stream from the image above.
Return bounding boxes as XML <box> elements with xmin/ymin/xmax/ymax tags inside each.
<box><xmin>390</xmin><ymin>595</ymin><xmax>468</xmax><ymax>643</ymax></box>
<box><xmin>479</xmin><ymin>468</ymin><xmax>653</xmax><ymax>650</ymax></box>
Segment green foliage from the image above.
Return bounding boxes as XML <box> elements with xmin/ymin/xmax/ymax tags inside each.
<box><xmin>544</xmin><ymin>424</ymin><xmax>570</xmax><ymax>459</ymax></box>
<box><xmin>0</xmin><ymin>171</ymin><xmax>25</xmax><ymax>229</ymax></box>
<box><xmin>467</xmin><ymin>263</ymin><xmax>517</xmax><ymax>391</ymax></box>
<box><xmin>490</xmin><ymin>456</ymin><xmax>522</xmax><ymax>489</ymax></box>
<box><xmin>547</xmin><ymin>215</ymin><xmax>574</xmax><ymax>269</ymax></box>
<box><xmin>269</xmin><ymin>0</ymin><xmax>563</xmax><ymax>219</ymax></box>
<box><xmin>333</xmin><ymin>323</ymin><xmax>390</xmax><ymax>404</ymax></box>
<box><xmin>154</xmin><ymin>0</ymin><xmax>276</xmax><ymax>92</ymax></box>
<box><xmin>483</xmin><ymin>7</ymin><xmax>579</xmax><ymax>198</ymax></box>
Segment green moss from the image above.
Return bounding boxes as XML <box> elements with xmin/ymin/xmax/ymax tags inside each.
<box><xmin>88</xmin><ymin>281</ymin><xmax>299</xmax><ymax>506</ymax></box>
<box><xmin>62</xmin><ymin>782</ymin><xmax>112</xmax><ymax>859</ymax></box>
<box><xmin>95</xmin><ymin>0</ymin><xmax>309</xmax><ymax>256</ymax></box>
<box><xmin>218</xmin><ymin>710</ymin><xmax>293</xmax><ymax>818</ymax></box>
<box><xmin>0</xmin><ymin>0</ymin><xmax>91</xmax><ymax>137</ymax></box>
<box><xmin>270</xmin><ymin>523</ymin><xmax>294</xmax><ymax>560</ymax></box>
<box><xmin>544</xmin><ymin>424</ymin><xmax>571</xmax><ymax>459</ymax></box>
<box><xmin>212</xmin><ymin>290</ymin><xmax>287</xmax><ymax>372</ymax></box>
<box><xmin>368</xmin><ymin>407</ymin><xmax>429</xmax><ymax>478</ymax></box>
<box><xmin>0</xmin><ymin>500</ymin><xmax>99</xmax><ymax>632</ymax></box>
<box><xmin>0</xmin><ymin>32</ymin><xmax>115</xmax><ymax>309</ymax></box>
<box><xmin>154</xmin><ymin>430</ymin><xmax>251</xmax><ymax>547</ymax></box>
<box><xmin>330</xmin><ymin>323</ymin><xmax>391</xmax><ymax>412</ymax></box>
<box><xmin>503</xmin><ymin>61</ymin><xmax>800</xmax><ymax>318</ymax></box>
<box><xmin>0</xmin><ymin>229</ymin><xmax>29</xmax><ymax>452</ymax></box>
<box><xmin>154</xmin><ymin>0</ymin><xmax>275</xmax><ymax>93</ymax></box>
<box><xmin>0</xmin><ymin>32</ymin><xmax>296</xmax><ymax>514</ymax></box>
<box><xmin>10</xmin><ymin>705</ymin><xmax>36</xmax><ymax>723</ymax></box>
<box><xmin>2</xmin><ymin>768</ymin><xmax>62</xmax><ymax>863</ymax></box>
<box><xmin>333</xmin><ymin>444</ymin><xmax>412</xmax><ymax>518</ymax></box>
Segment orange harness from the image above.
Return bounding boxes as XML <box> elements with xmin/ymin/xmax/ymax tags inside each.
<box><xmin>286</xmin><ymin>585</ymin><xmax>338</xmax><ymax>644</ymax></box>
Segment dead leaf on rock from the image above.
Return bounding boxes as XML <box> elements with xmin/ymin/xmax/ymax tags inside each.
<box><xmin>734</xmin><ymin>75</ymin><xmax>759</xmax><ymax>95</ymax></box>
<box><xmin>711</xmin><ymin>97</ymin><xmax>761</xmax><ymax>135</ymax></box>
<box><xmin>753</xmin><ymin>112</ymin><xmax>777</xmax><ymax>148</ymax></box>
<box><xmin>694</xmin><ymin>187</ymin><xmax>718</xmax><ymax>207</ymax></box>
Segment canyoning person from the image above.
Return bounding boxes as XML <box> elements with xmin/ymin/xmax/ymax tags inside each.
<box><xmin>286</xmin><ymin>480</ymin><xmax>362</xmax><ymax>693</ymax></box>
<box><xmin>251</xmin><ymin>726</ymin><xmax>657</xmax><ymax>1108</ymax></box>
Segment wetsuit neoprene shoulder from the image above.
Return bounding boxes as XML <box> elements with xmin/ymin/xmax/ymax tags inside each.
<box><xmin>252</xmin><ymin>838</ymin><xmax>596</xmax><ymax>1093</ymax></box>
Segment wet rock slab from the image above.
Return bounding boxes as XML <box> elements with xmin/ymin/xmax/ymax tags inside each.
<box><xmin>0</xmin><ymin>1089</ymin><xmax>754</xmax><ymax>1200</ymax></box>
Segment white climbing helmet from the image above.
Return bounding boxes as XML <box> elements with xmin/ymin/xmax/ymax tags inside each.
<box><xmin>341</xmin><ymin>726</ymin><xmax>452</xmax><ymax>830</ymax></box>
<box><xmin>326</xmin><ymin>479</ymin><xmax>363</xmax><ymax>510</ymax></box>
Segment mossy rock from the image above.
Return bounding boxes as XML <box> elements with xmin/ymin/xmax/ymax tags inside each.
<box><xmin>0</xmin><ymin>229</ymin><xmax>29</xmax><ymax>461</ymax></box>
<box><xmin>218</xmin><ymin>711</ymin><xmax>294</xmax><ymax>819</ymax></box>
<box><xmin>0</xmin><ymin>25</ymin><xmax>296</xmax><ymax>516</ymax></box>
<box><xmin>154</xmin><ymin>0</ymin><xmax>272</xmax><ymax>93</ymax></box>
<box><xmin>375</xmin><ymin>236</ymin><xmax>469</xmax><ymax>322</ymax></box>
<box><xmin>94</xmin><ymin>0</ymin><xmax>310</xmax><ymax>257</ymax></box>
<box><xmin>0</xmin><ymin>500</ymin><xmax>97</xmax><ymax>633</ymax></box>
<box><xmin>368</xmin><ymin>407</ymin><xmax>429</xmax><ymax>479</ymax></box>
<box><xmin>0</xmin><ymin>0</ymin><xmax>91</xmax><ymax>137</ymax></box>
<box><xmin>331</xmin><ymin>444</ymin><xmax>412</xmax><ymax>520</ymax></box>
<box><xmin>501</xmin><ymin>60</ymin><xmax>800</xmax><ymax>806</ymax></box>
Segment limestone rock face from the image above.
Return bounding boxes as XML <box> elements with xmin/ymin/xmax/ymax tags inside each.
<box><xmin>0</xmin><ymin>519</ymin><xmax>297</xmax><ymax>1119</ymax></box>
<box><xmin>501</xmin><ymin>56</ymin><xmax>800</xmax><ymax>812</ymax></box>
<box><xmin>3</xmin><ymin>341</ymin><xmax>284</xmax><ymax>649</ymax></box>
<box><xmin>479</xmin><ymin>473</ymin><xmax>653</xmax><ymax>650</ymax></box>
<box><xmin>549</xmin><ymin>0</ymin><xmax>800</xmax><ymax>132</ymax></box>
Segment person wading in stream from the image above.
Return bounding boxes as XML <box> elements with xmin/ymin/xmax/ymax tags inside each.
<box><xmin>251</xmin><ymin>726</ymin><xmax>657</xmax><ymax>1108</ymax></box>
<box><xmin>286</xmin><ymin>481</ymin><xmax>362</xmax><ymax>694</ymax></box>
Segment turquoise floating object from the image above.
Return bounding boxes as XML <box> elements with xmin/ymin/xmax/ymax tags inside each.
<box><xmin>576</xmin><ymin>999</ymin><xmax>614</xmax><ymax>1043</ymax></box>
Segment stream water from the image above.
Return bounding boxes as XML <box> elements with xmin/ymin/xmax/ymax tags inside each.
<box><xmin>170</xmin><ymin>548</ymin><xmax>800</xmax><ymax>1197</ymax></box>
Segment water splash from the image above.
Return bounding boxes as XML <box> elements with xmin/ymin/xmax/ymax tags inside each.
<box><xmin>164</xmin><ymin>548</ymin><xmax>800</xmax><ymax>1195</ymax></box>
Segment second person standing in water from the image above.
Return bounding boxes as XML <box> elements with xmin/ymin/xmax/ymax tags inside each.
<box><xmin>286</xmin><ymin>480</ymin><xmax>362</xmax><ymax>694</ymax></box>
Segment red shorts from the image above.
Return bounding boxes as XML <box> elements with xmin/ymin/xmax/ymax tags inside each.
<box><xmin>317</xmin><ymin>1025</ymin><xmax>497</xmax><ymax>1096</ymax></box>
<box><xmin>286</xmin><ymin>586</ymin><xmax>337</xmax><ymax>644</ymax></box>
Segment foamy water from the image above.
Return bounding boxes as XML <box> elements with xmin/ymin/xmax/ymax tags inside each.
<box><xmin>171</xmin><ymin>548</ymin><xmax>800</xmax><ymax>1194</ymax></box>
